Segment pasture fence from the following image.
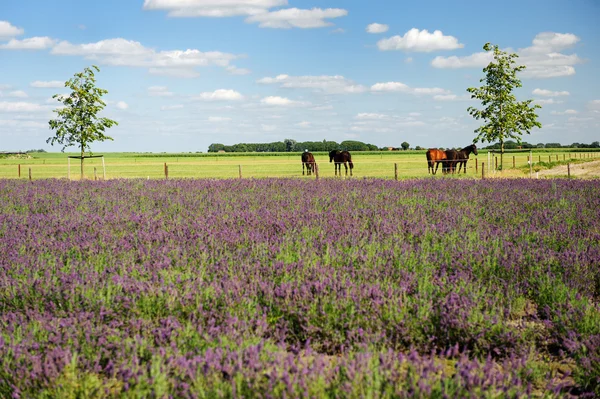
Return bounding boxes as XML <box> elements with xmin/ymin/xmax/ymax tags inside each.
<box><xmin>1</xmin><ymin>151</ymin><xmax>599</xmax><ymax>180</ymax></box>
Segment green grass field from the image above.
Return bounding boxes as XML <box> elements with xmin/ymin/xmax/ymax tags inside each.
<box><xmin>0</xmin><ymin>150</ymin><xmax>598</xmax><ymax>180</ymax></box>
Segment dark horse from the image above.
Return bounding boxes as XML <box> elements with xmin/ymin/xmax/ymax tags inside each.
<box><xmin>426</xmin><ymin>148</ymin><xmax>447</xmax><ymax>175</ymax></box>
<box><xmin>329</xmin><ymin>150</ymin><xmax>353</xmax><ymax>176</ymax></box>
<box><xmin>444</xmin><ymin>144</ymin><xmax>478</xmax><ymax>174</ymax></box>
<box><xmin>301</xmin><ymin>151</ymin><xmax>316</xmax><ymax>175</ymax></box>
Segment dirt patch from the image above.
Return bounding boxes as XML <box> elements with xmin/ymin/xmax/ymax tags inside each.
<box><xmin>536</xmin><ymin>160</ymin><xmax>600</xmax><ymax>179</ymax></box>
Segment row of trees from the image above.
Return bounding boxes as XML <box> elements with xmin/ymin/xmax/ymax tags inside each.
<box><xmin>208</xmin><ymin>139</ymin><xmax>380</xmax><ymax>153</ymax></box>
<box><xmin>484</xmin><ymin>141</ymin><xmax>600</xmax><ymax>150</ymax></box>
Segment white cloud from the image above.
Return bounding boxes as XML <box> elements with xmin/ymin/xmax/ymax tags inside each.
<box><xmin>51</xmin><ymin>38</ymin><xmax>242</xmax><ymax>77</ymax></box>
<box><xmin>371</xmin><ymin>81</ymin><xmax>450</xmax><ymax>96</ymax></box>
<box><xmin>550</xmin><ymin>109</ymin><xmax>578</xmax><ymax>115</ymax></box>
<box><xmin>143</xmin><ymin>0</ymin><xmax>287</xmax><ymax>17</ymax></box>
<box><xmin>588</xmin><ymin>100</ymin><xmax>600</xmax><ymax>111</ymax></box>
<box><xmin>30</xmin><ymin>80</ymin><xmax>64</xmax><ymax>88</ymax></box>
<box><xmin>532</xmin><ymin>88</ymin><xmax>570</xmax><ymax>97</ymax></box>
<box><xmin>116</xmin><ymin>101</ymin><xmax>129</xmax><ymax>110</ymax></box>
<box><xmin>534</xmin><ymin>98</ymin><xmax>563</xmax><ymax>105</ymax></box>
<box><xmin>194</xmin><ymin>89</ymin><xmax>243</xmax><ymax>101</ymax></box>
<box><xmin>0</xmin><ymin>101</ymin><xmax>48</xmax><ymax>112</ymax></box>
<box><xmin>148</xmin><ymin>86</ymin><xmax>174</xmax><ymax>97</ymax></box>
<box><xmin>377</xmin><ymin>28</ymin><xmax>463</xmax><ymax>52</ymax></box>
<box><xmin>208</xmin><ymin>116</ymin><xmax>231</xmax><ymax>122</ymax></box>
<box><xmin>433</xmin><ymin>94</ymin><xmax>457</xmax><ymax>101</ymax></box>
<box><xmin>366</xmin><ymin>23</ymin><xmax>388</xmax><ymax>34</ymax></box>
<box><xmin>161</xmin><ymin>104</ymin><xmax>184</xmax><ymax>111</ymax></box>
<box><xmin>432</xmin><ymin>32</ymin><xmax>583</xmax><ymax>79</ymax></box>
<box><xmin>296</xmin><ymin>121</ymin><xmax>311</xmax><ymax>127</ymax></box>
<box><xmin>257</xmin><ymin>74</ymin><xmax>367</xmax><ymax>94</ymax></box>
<box><xmin>431</xmin><ymin>52</ymin><xmax>493</xmax><ymax>68</ymax></box>
<box><xmin>246</xmin><ymin>8</ymin><xmax>347</xmax><ymax>29</ymax></box>
<box><xmin>0</xmin><ymin>37</ymin><xmax>56</xmax><ymax>50</ymax></box>
<box><xmin>226</xmin><ymin>65</ymin><xmax>251</xmax><ymax>75</ymax></box>
<box><xmin>260</xmin><ymin>96</ymin><xmax>309</xmax><ymax>106</ymax></box>
<box><xmin>0</xmin><ymin>21</ymin><xmax>24</xmax><ymax>40</ymax></box>
<box><xmin>8</xmin><ymin>90</ymin><xmax>28</xmax><ymax>98</ymax></box>
<box><xmin>355</xmin><ymin>113</ymin><xmax>389</xmax><ymax>120</ymax></box>
<box><xmin>261</xmin><ymin>124</ymin><xmax>277</xmax><ymax>131</ymax></box>
<box><xmin>0</xmin><ymin>119</ymin><xmax>46</xmax><ymax>129</ymax></box>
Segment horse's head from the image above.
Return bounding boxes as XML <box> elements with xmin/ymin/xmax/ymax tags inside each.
<box><xmin>471</xmin><ymin>144</ymin><xmax>478</xmax><ymax>155</ymax></box>
<box><xmin>329</xmin><ymin>150</ymin><xmax>337</xmax><ymax>162</ymax></box>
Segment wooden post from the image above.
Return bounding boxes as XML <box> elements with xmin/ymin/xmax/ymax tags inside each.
<box><xmin>94</xmin><ymin>167</ymin><xmax>97</xmax><ymax>181</ymax></box>
<box><xmin>164</xmin><ymin>164</ymin><xmax>168</xmax><ymax>179</ymax></box>
<box><xmin>102</xmin><ymin>156</ymin><xmax>106</xmax><ymax>180</ymax></box>
<box><xmin>549</xmin><ymin>155</ymin><xmax>551</xmax><ymax>163</ymax></box>
<box><xmin>315</xmin><ymin>163</ymin><xmax>319</xmax><ymax>180</ymax></box>
<box><xmin>567</xmin><ymin>163</ymin><xmax>571</xmax><ymax>178</ymax></box>
<box><xmin>481</xmin><ymin>162</ymin><xmax>485</xmax><ymax>179</ymax></box>
<box><xmin>239</xmin><ymin>165</ymin><xmax>242</xmax><ymax>179</ymax></box>
<box><xmin>495</xmin><ymin>157</ymin><xmax>498</xmax><ymax>170</ymax></box>
<box><xmin>513</xmin><ymin>156</ymin><xmax>515</xmax><ymax>168</ymax></box>
<box><xmin>394</xmin><ymin>163</ymin><xmax>398</xmax><ymax>181</ymax></box>
<box><xmin>18</xmin><ymin>164</ymin><xmax>21</xmax><ymax>178</ymax></box>
<box><xmin>563</xmin><ymin>154</ymin><xmax>565</xmax><ymax>161</ymax></box>
<box><xmin>28</xmin><ymin>168</ymin><xmax>32</xmax><ymax>181</ymax></box>
<box><xmin>475</xmin><ymin>158</ymin><xmax>478</xmax><ymax>173</ymax></box>
<box><xmin>556</xmin><ymin>155</ymin><xmax>558</xmax><ymax>161</ymax></box>
<box><xmin>538</xmin><ymin>155</ymin><xmax>541</xmax><ymax>163</ymax></box>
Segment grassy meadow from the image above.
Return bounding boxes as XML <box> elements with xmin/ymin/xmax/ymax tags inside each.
<box><xmin>1</xmin><ymin>149</ymin><xmax>599</xmax><ymax>180</ymax></box>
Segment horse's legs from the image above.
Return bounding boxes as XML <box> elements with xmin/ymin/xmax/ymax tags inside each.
<box><xmin>343</xmin><ymin>162</ymin><xmax>348</xmax><ymax>176</ymax></box>
<box><xmin>302</xmin><ymin>162</ymin><xmax>305</xmax><ymax>175</ymax></box>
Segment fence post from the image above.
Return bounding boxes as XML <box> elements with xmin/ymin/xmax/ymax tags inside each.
<box><xmin>513</xmin><ymin>156</ymin><xmax>515</xmax><ymax>168</ymax></box>
<box><xmin>495</xmin><ymin>157</ymin><xmax>498</xmax><ymax>170</ymax></box>
<box><xmin>239</xmin><ymin>165</ymin><xmax>242</xmax><ymax>179</ymax></box>
<box><xmin>315</xmin><ymin>163</ymin><xmax>319</xmax><ymax>180</ymax></box>
<box><xmin>567</xmin><ymin>163</ymin><xmax>571</xmax><ymax>178</ymax></box>
<box><xmin>482</xmin><ymin>162</ymin><xmax>485</xmax><ymax>179</ymax></box>
<box><xmin>18</xmin><ymin>164</ymin><xmax>21</xmax><ymax>178</ymax></box>
<box><xmin>475</xmin><ymin>158</ymin><xmax>478</xmax><ymax>173</ymax></box>
<box><xmin>549</xmin><ymin>155</ymin><xmax>551</xmax><ymax>163</ymax></box>
<box><xmin>165</xmin><ymin>164</ymin><xmax>169</xmax><ymax>179</ymax></box>
<box><xmin>94</xmin><ymin>167</ymin><xmax>97</xmax><ymax>181</ymax></box>
<box><xmin>394</xmin><ymin>163</ymin><xmax>398</xmax><ymax>181</ymax></box>
<box><xmin>29</xmin><ymin>168</ymin><xmax>32</xmax><ymax>181</ymax></box>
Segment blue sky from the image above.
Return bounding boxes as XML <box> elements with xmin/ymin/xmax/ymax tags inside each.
<box><xmin>1</xmin><ymin>0</ymin><xmax>598</xmax><ymax>152</ymax></box>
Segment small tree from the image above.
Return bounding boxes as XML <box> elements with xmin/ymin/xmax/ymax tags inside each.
<box><xmin>467</xmin><ymin>43</ymin><xmax>541</xmax><ymax>169</ymax></box>
<box><xmin>47</xmin><ymin>65</ymin><xmax>118</xmax><ymax>179</ymax></box>
<box><xmin>401</xmin><ymin>141</ymin><xmax>410</xmax><ymax>151</ymax></box>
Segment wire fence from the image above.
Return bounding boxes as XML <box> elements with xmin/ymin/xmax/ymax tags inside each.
<box><xmin>0</xmin><ymin>152</ymin><xmax>598</xmax><ymax>180</ymax></box>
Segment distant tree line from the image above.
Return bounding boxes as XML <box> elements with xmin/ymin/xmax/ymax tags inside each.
<box><xmin>208</xmin><ymin>139</ymin><xmax>380</xmax><ymax>153</ymax></box>
<box><xmin>484</xmin><ymin>140</ymin><xmax>600</xmax><ymax>150</ymax></box>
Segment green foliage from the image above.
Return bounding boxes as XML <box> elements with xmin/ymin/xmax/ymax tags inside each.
<box><xmin>467</xmin><ymin>43</ymin><xmax>542</xmax><ymax>168</ymax></box>
<box><xmin>401</xmin><ymin>141</ymin><xmax>410</xmax><ymax>150</ymax></box>
<box><xmin>47</xmin><ymin>65</ymin><xmax>117</xmax><ymax>157</ymax></box>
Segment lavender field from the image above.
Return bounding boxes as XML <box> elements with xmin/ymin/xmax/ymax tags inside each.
<box><xmin>1</xmin><ymin>178</ymin><xmax>599</xmax><ymax>398</ymax></box>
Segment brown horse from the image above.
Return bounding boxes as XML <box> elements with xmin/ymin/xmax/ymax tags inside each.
<box><xmin>455</xmin><ymin>144</ymin><xmax>478</xmax><ymax>173</ymax></box>
<box><xmin>444</xmin><ymin>144</ymin><xmax>478</xmax><ymax>174</ymax></box>
<box><xmin>329</xmin><ymin>150</ymin><xmax>353</xmax><ymax>176</ymax></box>
<box><xmin>426</xmin><ymin>148</ymin><xmax>447</xmax><ymax>175</ymax></box>
<box><xmin>301</xmin><ymin>151</ymin><xmax>316</xmax><ymax>175</ymax></box>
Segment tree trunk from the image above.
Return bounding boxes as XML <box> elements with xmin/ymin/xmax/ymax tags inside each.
<box><xmin>500</xmin><ymin>140</ymin><xmax>504</xmax><ymax>170</ymax></box>
<box><xmin>80</xmin><ymin>145</ymin><xmax>85</xmax><ymax>180</ymax></box>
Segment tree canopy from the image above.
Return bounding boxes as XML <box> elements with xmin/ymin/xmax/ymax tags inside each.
<box><xmin>467</xmin><ymin>43</ymin><xmax>541</xmax><ymax>169</ymax></box>
<box><xmin>47</xmin><ymin>65</ymin><xmax>118</xmax><ymax>178</ymax></box>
